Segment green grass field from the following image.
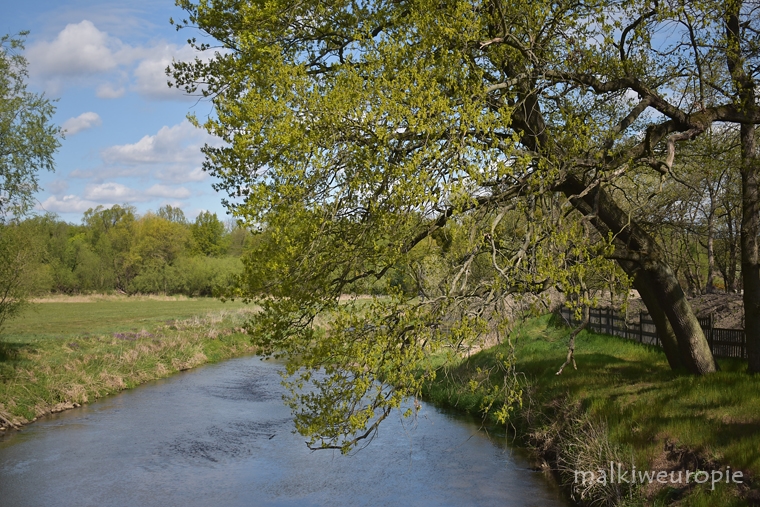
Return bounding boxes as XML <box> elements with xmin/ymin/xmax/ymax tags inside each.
<box><xmin>425</xmin><ymin>315</ymin><xmax>760</xmax><ymax>506</ymax></box>
<box><xmin>3</xmin><ymin>296</ymin><xmax>250</xmax><ymax>338</ymax></box>
<box><xmin>0</xmin><ymin>296</ymin><xmax>258</xmax><ymax>428</ymax></box>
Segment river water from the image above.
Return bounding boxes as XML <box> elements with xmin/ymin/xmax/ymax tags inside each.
<box><xmin>0</xmin><ymin>356</ymin><xmax>569</xmax><ymax>507</ymax></box>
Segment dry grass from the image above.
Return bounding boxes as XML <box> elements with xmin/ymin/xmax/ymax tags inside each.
<box><xmin>0</xmin><ymin>302</ymin><xmax>258</xmax><ymax>430</ymax></box>
<box><xmin>30</xmin><ymin>294</ymin><xmax>195</xmax><ymax>303</ymax></box>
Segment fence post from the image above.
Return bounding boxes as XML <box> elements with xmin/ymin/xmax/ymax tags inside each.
<box><xmin>639</xmin><ymin>311</ymin><xmax>643</xmax><ymax>344</ymax></box>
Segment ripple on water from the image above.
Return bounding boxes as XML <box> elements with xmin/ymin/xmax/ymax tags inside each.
<box><xmin>200</xmin><ymin>369</ymin><xmax>281</xmax><ymax>403</ymax></box>
<box><xmin>152</xmin><ymin>418</ymin><xmax>291</xmax><ymax>467</ymax></box>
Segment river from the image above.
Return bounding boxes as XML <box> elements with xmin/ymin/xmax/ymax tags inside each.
<box><xmin>0</xmin><ymin>356</ymin><xmax>570</xmax><ymax>507</ymax></box>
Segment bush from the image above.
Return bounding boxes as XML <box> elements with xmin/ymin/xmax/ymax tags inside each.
<box><xmin>0</xmin><ymin>222</ymin><xmax>47</xmax><ymax>329</ymax></box>
<box><xmin>175</xmin><ymin>256</ymin><xmax>242</xmax><ymax>297</ymax></box>
<box><xmin>128</xmin><ymin>256</ymin><xmax>242</xmax><ymax>297</ymax></box>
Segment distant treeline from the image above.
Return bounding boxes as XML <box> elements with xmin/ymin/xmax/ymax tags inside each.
<box><xmin>6</xmin><ymin>205</ymin><xmax>250</xmax><ymax>297</ymax></box>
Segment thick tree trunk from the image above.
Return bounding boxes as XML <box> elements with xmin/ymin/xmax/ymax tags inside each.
<box><xmin>619</xmin><ymin>260</ymin><xmax>683</xmax><ymax>370</ymax></box>
<box><xmin>557</xmin><ymin>174</ymin><xmax>716</xmax><ymax>374</ymax></box>
<box><xmin>644</xmin><ymin>260</ymin><xmax>715</xmax><ymax>374</ymax></box>
<box><xmin>739</xmin><ymin>123</ymin><xmax>760</xmax><ymax>372</ymax></box>
<box><xmin>726</xmin><ymin>1</ymin><xmax>760</xmax><ymax>372</ymax></box>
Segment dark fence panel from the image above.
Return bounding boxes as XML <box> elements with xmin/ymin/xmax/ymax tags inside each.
<box><xmin>557</xmin><ymin>307</ymin><xmax>746</xmax><ymax>360</ymax></box>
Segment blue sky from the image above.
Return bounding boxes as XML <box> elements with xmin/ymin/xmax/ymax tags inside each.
<box><xmin>4</xmin><ymin>0</ymin><xmax>228</xmax><ymax>223</ymax></box>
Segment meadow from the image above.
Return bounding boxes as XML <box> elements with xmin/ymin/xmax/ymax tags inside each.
<box><xmin>0</xmin><ymin>296</ymin><xmax>258</xmax><ymax>429</ymax></box>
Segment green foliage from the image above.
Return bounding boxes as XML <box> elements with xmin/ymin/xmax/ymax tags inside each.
<box><xmin>0</xmin><ymin>33</ymin><xmax>60</xmax><ymax>334</ymax></box>
<box><xmin>156</xmin><ymin>204</ymin><xmax>187</xmax><ymax>224</ymax></box>
<box><xmin>226</xmin><ymin>224</ymin><xmax>251</xmax><ymax>257</ymax></box>
<box><xmin>82</xmin><ymin>205</ymin><xmax>137</xmax><ymax>292</ymax></box>
<box><xmin>3</xmin><ymin>205</ymin><xmax>246</xmax><ymax>298</ymax></box>
<box><xmin>175</xmin><ymin>255</ymin><xmax>241</xmax><ymax>296</ymax></box>
<box><xmin>610</xmin><ymin>127</ymin><xmax>744</xmax><ymax>296</ymax></box>
<box><xmin>167</xmin><ymin>0</ymin><xmax>760</xmax><ymax>446</ymax></box>
<box><xmin>129</xmin><ymin>255</ymin><xmax>242</xmax><ymax>296</ymax></box>
<box><xmin>0</xmin><ymin>33</ymin><xmax>60</xmax><ymax>220</ymax></box>
<box><xmin>168</xmin><ymin>0</ymin><xmax>644</xmax><ymax>451</ymax></box>
<box><xmin>0</xmin><ymin>222</ymin><xmax>47</xmax><ymax>331</ymax></box>
<box><xmin>191</xmin><ymin>210</ymin><xmax>228</xmax><ymax>256</ymax></box>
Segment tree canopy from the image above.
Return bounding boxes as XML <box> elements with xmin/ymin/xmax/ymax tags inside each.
<box><xmin>0</xmin><ymin>33</ymin><xmax>61</xmax><ymax>332</ymax></box>
<box><xmin>171</xmin><ymin>0</ymin><xmax>760</xmax><ymax>450</ymax></box>
<box><xmin>0</xmin><ymin>33</ymin><xmax>60</xmax><ymax>221</ymax></box>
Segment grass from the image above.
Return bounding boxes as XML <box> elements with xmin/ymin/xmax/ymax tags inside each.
<box><xmin>4</xmin><ymin>295</ymin><xmax>249</xmax><ymax>337</ymax></box>
<box><xmin>424</xmin><ymin>314</ymin><xmax>760</xmax><ymax>506</ymax></box>
<box><xmin>0</xmin><ymin>296</ymin><xmax>258</xmax><ymax>429</ymax></box>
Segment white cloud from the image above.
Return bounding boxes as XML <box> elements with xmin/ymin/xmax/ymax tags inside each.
<box><xmin>100</xmin><ymin>120</ymin><xmax>219</xmax><ymax>172</ymax></box>
<box><xmin>145</xmin><ymin>184</ymin><xmax>192</xmax><ymax>199</ymax></box>
<box><xmin>69</xmin><ymin>164</ymin><xmax>208</xmax><ymax>183</ymax></box>
<box><xmin>81</xmin><ymin>182</ymin><xmax>192</xmax><ymax>203</ymax></box>
<box><xmin>27</xmin><ymin>21</ymin><xmax>132</xmax><ymax>78</ymax></box>
<box><xmin>83</xmin><ymin>182</ymin><xmax>139</xmax><ymax>202</ymax></box>
<box><xmin>46</xmin><ymin>179</ymin><xmax>69</xmax><ymax>195</ymax></box>
<box><xmin>132</xmin><ymin>44</ymin><xmax>195</xmax><ymax>100</ymax></box>
<box><xmin>39</xmin><ymin>195</ymin><xmax>100</xmax><ymax>214</ymax></box>
<box><xmin>96</xmin><ymin>83</ymin><xmax>126</xmax><ymax>99</ymax></box>
<box><xmin>26</xmin><ymin>20</ymin><xmax>204</xmax><ymax>100</ymax></box>
<box><xmin>157</xmin><ymin>166</ymin><xmax>208</xmax><ymax>183</ymax></box>
<box><xmin>62</xmin><ymin>112</ymin><xmax>102</xmax><ymax>135</ymax></box>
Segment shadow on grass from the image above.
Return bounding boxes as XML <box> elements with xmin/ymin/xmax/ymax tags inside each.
<box><xmin>0</xmin><ymin>340</ymin><xmax>28</xmax><ymax>363</ymax></box>
<box><xmin>0</xmin><ymin>339</ymin><xmax>35</xmax><ymax>383</ymax></box>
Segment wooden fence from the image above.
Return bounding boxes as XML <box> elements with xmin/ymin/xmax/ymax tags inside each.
<box><xmin>557</xmin><ymin>307</ymin><xmax>747</xmax><ymax>360</ymax></box>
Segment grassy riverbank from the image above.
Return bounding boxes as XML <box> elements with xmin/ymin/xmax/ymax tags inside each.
<box><xmin>0</xmin><ymin>296</ymin><xmax>257</xmax><ymax>429</ymax></box>
<box><xmin>424</xmin><ymin>315</ymin><xmax>760</xmax><ymax>507</ymax></box>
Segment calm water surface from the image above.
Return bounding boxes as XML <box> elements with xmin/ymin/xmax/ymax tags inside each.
<box><xmin>0</xmin><ymin>356</ymin><xmax>569</xmax><ymax>507</ymax></box>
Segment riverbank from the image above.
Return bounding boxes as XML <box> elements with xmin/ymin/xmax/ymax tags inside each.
<box><xmin>424</xmin><ymin>314</ymin><xmax>760</xmax><ymax>507</ymax></box>
<box><xmin>0</xmin><ymin>297</ymin><xmax>257</xmax><ymax>430</ymax></box>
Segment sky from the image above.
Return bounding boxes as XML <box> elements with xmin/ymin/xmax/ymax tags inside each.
<box><xmin>4</xmin><ymin>0</ymin><xmax>228</xmax><ymax>223</ymax></box>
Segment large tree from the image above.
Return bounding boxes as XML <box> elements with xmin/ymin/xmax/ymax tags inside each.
<box><xmin>725</xmin><ymin>0</ymin><xmax>760</xmax><ymax>372</ymax></box>
<box><xmin>171</xmin><ymin>0</ymin><xmax>760</xmax><ymax>449</ymax></box>
<box><xmin>0</xmin><ymin>33</ymin><xmax>60</xmax><ymax>330</ymax></box>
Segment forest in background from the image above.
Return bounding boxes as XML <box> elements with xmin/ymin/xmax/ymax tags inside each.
<box><xmin>2</xmin><ymin>205</ymin><xmax>247</xmax><ymax>299</ymax></box>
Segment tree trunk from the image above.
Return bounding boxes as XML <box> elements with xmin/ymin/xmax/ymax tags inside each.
<box><xmin>728</xmin><ymin>208</ymin><xmax>740</xmax><ymax>293</ymax></box>
<box><xmin>644</xmin><ymin>259</ymin><xmax>715</xmax><ymax>374</ymax></box>
<box><xmin>623</xmin><ymin>263</ymin><xmax>683</xmax><ymax>369</ymax></box>
<box><xmin>726</xmin><ymin>1</ymin><xmax>760</xmax><ymax>372</ymax></box>
<box><xmin>557</xmin><ymin>174</ymin><xmax>716</xmax><ymax>374</ymax></box>
<box><xmin>513</xmin><ymin>64</ymin><xmax>714</xmax><ymax>374</ymax></box>
<box><xmin>706</xmin><ymin>212</ymin><xmax>716</xmax><ymax>293</ymax></box>
<box><xmin>619</xmin><ymin>260</ymin><xmax>683</xmax><ymax>370</ymax></box>
<box><xmin>740</xmin><ymin>122</ymin><xmax>760</xmax><ymax>372</ymax></box>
